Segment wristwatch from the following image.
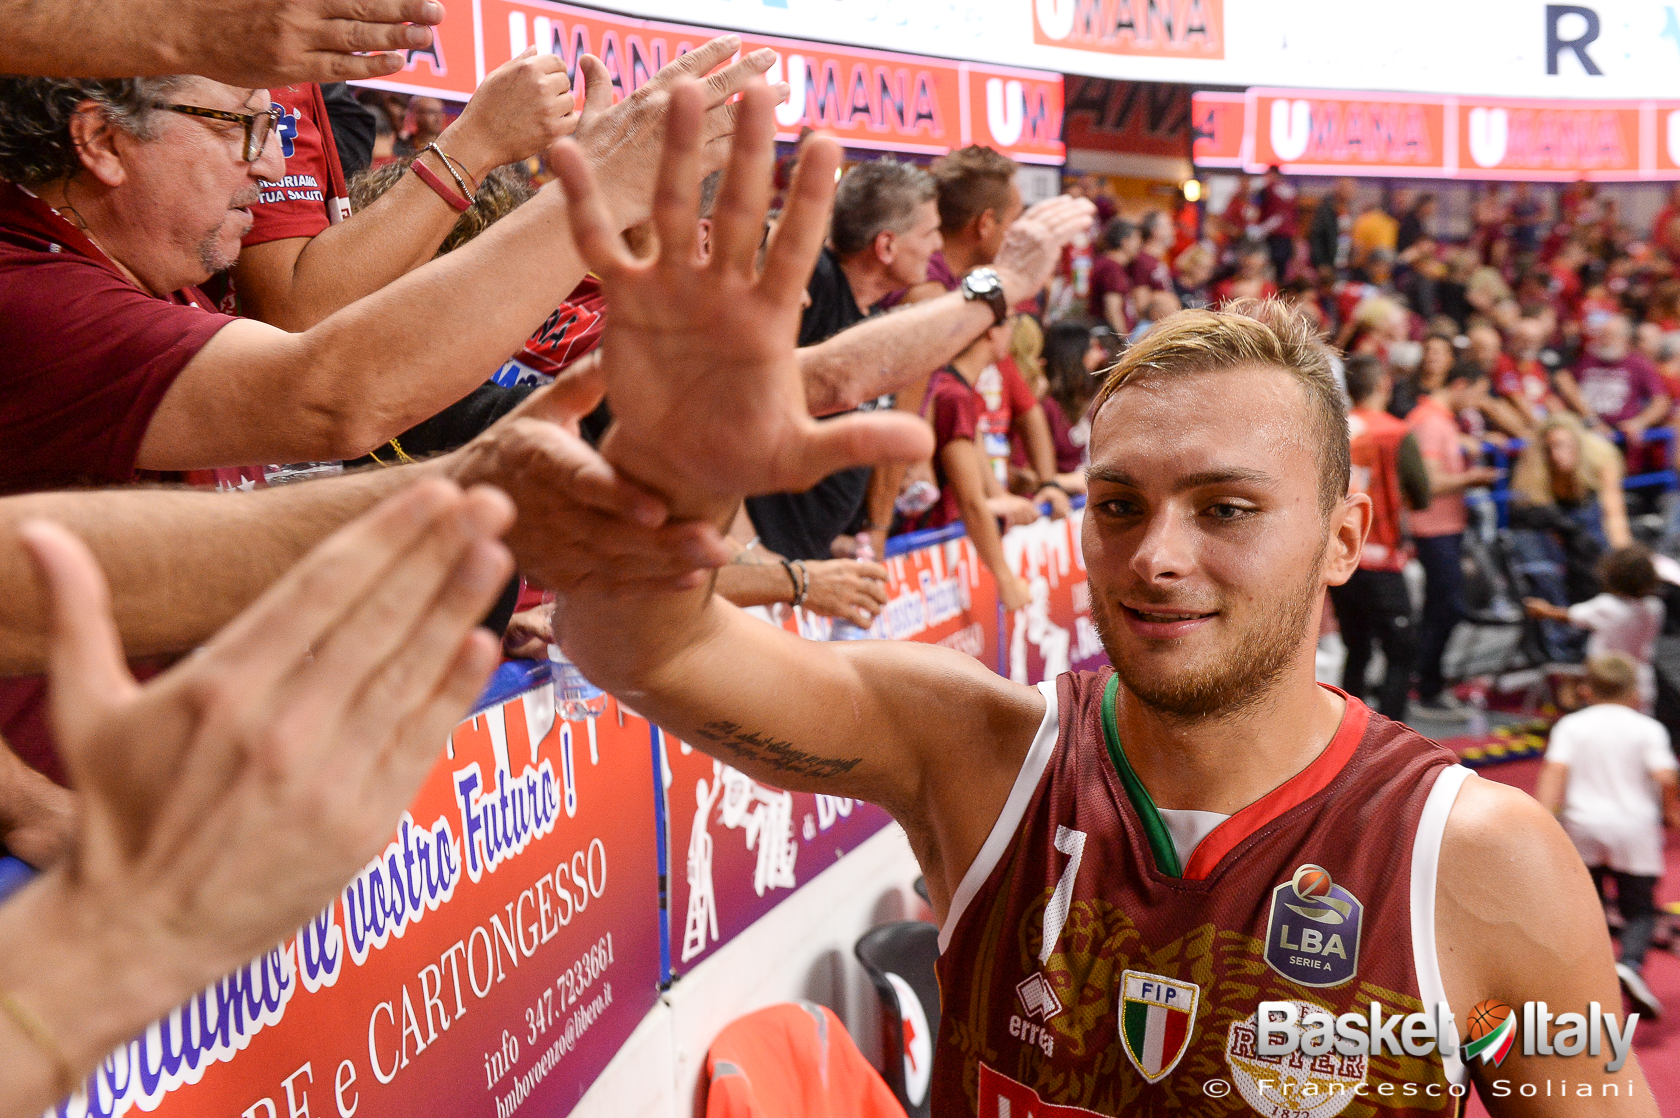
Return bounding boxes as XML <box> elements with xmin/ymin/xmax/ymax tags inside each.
<box><xmin>961</xmin><ymin>267</ymin><xmax>1009</xmax><ymax>326</ymax></box>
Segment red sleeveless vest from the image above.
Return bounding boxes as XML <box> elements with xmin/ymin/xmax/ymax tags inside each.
<box><xmin>932</xmin><ymin>669</ymin><xmax>1471</xmax><ymax>1117</ymax></box>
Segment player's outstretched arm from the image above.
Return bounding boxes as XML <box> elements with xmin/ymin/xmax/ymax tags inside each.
<box><xmin>542</xmin><ymin>82</ymin><xmax>1045</xmax><ymax>891</ymax></box>
<box><xmin>1436</xmin><ymin>774</ymin><xmax>1657</xmax><ymax>1115</ymax></box>
<box><xmin>798</xmin><ymin>195</ymin><xmax>1095</xmax><ymax>416</ymax></box>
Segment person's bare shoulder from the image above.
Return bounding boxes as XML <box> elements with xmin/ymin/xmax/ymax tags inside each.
<box><xmin>1438</xmin><ymin>774</ymin><xmax>1608</xmax><ymax>990</ymax></box>
<box><xmin>1436</xmin><ymin>774</ymin><xmax>1653</xmax><ymax>1113</ymax></box>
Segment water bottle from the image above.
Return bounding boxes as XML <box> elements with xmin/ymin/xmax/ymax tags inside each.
<box><xmin>263</xmin><ymin>461</ymin><xmax>342</xmax><ymax>486</ymax></box>
<box><xmin>895</xmin><ymin>478</ymin><xmax>939</xmax><ymax>518</ymax></box>
<box><xmin>547</xmin><ymin>643</ymin><xmax>608</xmax><ymax>723</ymax></box>
<box><xmin>1466</xmin><ymin>689</ymin><xmax>1489</xmax><ymax>738</ymax></box>
<box><xmin>829</xmin><ymin>536</ymin><xmax>878</xmax><ymax>642</ymax></box>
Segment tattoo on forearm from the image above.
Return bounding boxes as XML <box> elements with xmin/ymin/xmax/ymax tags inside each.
<box><xmin>696</xmin><ymin>720</ymin><xmax>862</xmax><ymax>779</ymax></box>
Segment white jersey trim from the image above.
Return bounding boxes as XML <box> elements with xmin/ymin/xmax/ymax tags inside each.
<box><xmin>1410</xmin><ymin>762</ymin><xmax>1472</xmax><ymax>1087</ymax></box>
<box><xmin>939</xmin><ymin>680</ymin><xmax>1059</xmax><ymax>954</ymax></box>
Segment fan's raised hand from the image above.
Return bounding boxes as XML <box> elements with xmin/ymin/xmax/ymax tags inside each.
<box><xmin>548</xmin><ymin>80</ymin><xmax>934</xmax><ymax>516</ymax></box>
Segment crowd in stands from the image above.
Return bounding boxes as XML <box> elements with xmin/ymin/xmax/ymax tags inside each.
<box><xmin>0</xmin><ymin>0</ymin><xmax>1677</xmax><ymax>1102</ymax></box>
<box><xmin>1042</xmin><ymin>168</ymin><xmax>1680</xmax><ymax>726</ymax></box>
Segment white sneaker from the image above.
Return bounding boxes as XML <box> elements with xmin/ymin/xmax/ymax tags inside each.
<box><xmin>1412</xmin><ymin>694</ymin><xmax>1472</xmax><ymax>723</ymax></box>
<box><xmin>1617</xmin><ymin>962</ymin><xmax>1664</xmax><ymax>1019</ymax></box>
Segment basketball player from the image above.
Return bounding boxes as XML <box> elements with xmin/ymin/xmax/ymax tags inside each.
<box><xmin>543</xmin><ymin>82</ymin><xmax>1655</xmax><ymax>1114</ymax></box>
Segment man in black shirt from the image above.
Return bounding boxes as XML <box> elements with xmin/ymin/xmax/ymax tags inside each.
<box><xmin>746</xmin><ymin>158</ymin><xmax>942</xmax><ymax>559</ymax></box>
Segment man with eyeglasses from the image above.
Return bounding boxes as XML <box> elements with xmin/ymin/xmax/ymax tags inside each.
<box><xmin>0</xmin><ymin>42</ymin><xmax>773</xmax><ymax>790</ymax></box>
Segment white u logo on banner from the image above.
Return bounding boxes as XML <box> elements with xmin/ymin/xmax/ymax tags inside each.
<box><xmin>987</xmin><ymin>79</ymin><xmax>1025</xmax><ymax>146</ymax></box>
<box><xmin>1270</xmin><ymin>99</ymin><xmax>1311</xmax><ymax>162</ymax></box>
<box><xmin>1469</xmin><ymin>107</ymin><xmax>1509</xmax><ymax>168</ymax></box>
<box><xmin>1035</xmin><ymin>0</ymin><xmax>1075</xmax><ymax>39</ymax></box>
<box><xmin>765</xmin><ymin>52</ymin><xmax>807</xmax><ymax>127</ymax></box>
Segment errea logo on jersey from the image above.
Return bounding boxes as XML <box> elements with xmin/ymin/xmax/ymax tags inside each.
<box><xmin>1011</xmin><ymin>972</ymin><xmax>1062</xmax><ymax>1056</ymax></box>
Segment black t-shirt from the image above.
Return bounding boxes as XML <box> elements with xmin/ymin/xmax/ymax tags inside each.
<box><xmin>745</xmin><ymin>247</ymin><xmax>881</xmax><ymax>560</ymax></box>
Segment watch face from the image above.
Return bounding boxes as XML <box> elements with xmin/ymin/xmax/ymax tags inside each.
<box><xmin>966</xmin><ymin>269</ymin><xmax>1002</xmax><ymax>295</ymax></box>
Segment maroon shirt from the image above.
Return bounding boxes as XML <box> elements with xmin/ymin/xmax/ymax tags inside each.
<box><xmin>0</xmin><ymin>185</ymin><xmax>233</xmax><ymax>494</ymax></box>
<box><xmin>907</xmin><ymin>367</ymin><xmax>983</xmax><ymax>532</ymax></box>
<box><xmin>1258</xmin><ymin>181</ymin><xmax>1299</xmax><ymax>238</ymax></box>
<box><xmin>1127</xmin><ymin>251</ymin><xmax>1172</xmax><ymax>294</ymax></box>
<box><xmin>0</xmin><ymin>182</ymin><xmax>234</xmax><ymax>784</ymax></box>
<box><xmin>935</xmin><ymin>669</ymin><xmax>1466</xmax><ymax>1116</ymax></box>
<box><xmin>1086</xmin><ymin>254</ymin><xmax>1133</xmax><ymax>328</ymax></box>
<box><xmin>1572</xmin><ymin>350</ymin><xmax>1668</xmax><ymax>426</ymax></box>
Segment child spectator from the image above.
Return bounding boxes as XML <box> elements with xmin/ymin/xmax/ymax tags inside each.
<box><xmin>1536</xmin><ymin>651</ymin><xmax>1680</xmax><ymax>1017</ymax></box>
<box><xmin>1526</xmin><ymin>545</ymin><xmax>1666</xmax><ymax>710</ymax></box>
<box><xmin>1009</xmin><ymin>316</ymin><xmax>1088</xmax><ymax>493</ymax></box>
<box><xmin>904</xmin><ymin>326</ymin><xmax>1034</xmax><ymax>611</ymax></box>
<box><xmin>1088</xmin><ymin>217</ymin><xmax>1138</xmax><ymax>334</ymax></box>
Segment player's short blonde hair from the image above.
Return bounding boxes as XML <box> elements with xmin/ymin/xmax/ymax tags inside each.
<box><xmin>1090</xmin><ymin>298</ymin><xmax>1350</xmax><ymax>516</ymax></box>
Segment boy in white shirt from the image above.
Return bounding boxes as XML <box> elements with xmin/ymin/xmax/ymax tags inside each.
<box><xmin>1538</xmin><ymin>652</ymin><xmax>1680</xmax><ymax>1018</ymax></box>
<box><xmin>1527</xmin><ymin>544</ymin><xmax>1666</xmax><ymax>711</ymax></box>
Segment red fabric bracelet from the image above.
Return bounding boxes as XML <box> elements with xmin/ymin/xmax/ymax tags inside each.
<box><xmin>411</xmin><ymin>158</ymin><xmax>470</xmax><ymax>213</ymax></box>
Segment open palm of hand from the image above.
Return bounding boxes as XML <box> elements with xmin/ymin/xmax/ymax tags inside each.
<box><xmin>549</xmin><ymin>81</ymin><xmax>933</xmax><ymax>510</ymax></box>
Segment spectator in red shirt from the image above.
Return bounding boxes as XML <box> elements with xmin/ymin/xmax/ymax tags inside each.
<box><xmin>890</xmin><ymin>144</ymin><xmax>1023</xmax><ymax>309</ymax></box>
<box><xmin>232</xmin><ymin>51</ymin><xmax>580</xmax><ymax>330</ymax></box>
<box><xmin>1407</xmin><ymin>360</ymin><xmax>1501</xmax><ymax>720</ymax></box>
<box><xmin>1494</xmin><ymin>315</ymin><xmax>1565</xmax><ymax>428</ymax></box>
<box><xmin>1463</xmin><ymin>323</ymin><xmax>1535</xmax><ymax>439</ymax></box>
<box><xmin>1254</xmin><ymin>164</ymin><xmax>1298</xmax><ymax>284</ymax></box>
<box><xmin>0</xmin><ymin>49</ymin><xmax>768</xmax><ymax>492</ymax></box>
<box><xmin>1213</xmin><ymin>238</ymin><xmax>1278</xmax><ymax>306</ymax></box>
<box><xmin>395</xmin><ymin>96</ymin><xmax>448</xmax><ymax>155</ymax></box>
<box><xmin>1128</xmin><ymin>210</ymin><xmax>1175</xmax><ymax>295</ymax></box>
<box><xmin>904</xmin><ymin>328</ymin><xmax>1033</xmax><ymax>612</ymax></box>
<box><xmin>1088</xmin><ymin>216</ymin><xmax>1138</xmax><ymax>333</ymax></box>
<box><xmin>1555</xmin><ymin>314</ymin><xmax>1671</xmax><ymax>448</ymax></box>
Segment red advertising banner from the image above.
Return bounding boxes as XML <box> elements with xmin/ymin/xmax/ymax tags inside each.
<box><xmin>68</xmin><ymin>690</ymin><xmax>664</xmax><ymax>1118</ymax></box>
<box><xmin>357</xmin><ymin>0</ymin><xmax>1064</xmax><ymax>164</ymax></box>
<box><xmin>1189</xmin><ymin>89</ymin><xmax>1243</xmax><ymax>168</ymax></box>
<box><xmin>353</xmin><ymin>10</ymin><xmax>480</xmax><ymax>99</ymax></box>
<box><xmin>999</xmin><ymin>512</ymin><xmax>1109</xmax><ymax>683</ymax></box>
<box><xmin>1063</xmin><ymin>77</ymin><xmax>1193</xmax><ymax>159</ymax></box>
<box><xmin>1201</xmin><ymin>87</ymin><xmax>1680</xmax><ymax>181</ymax></box>
<box><xmin>1031</xmin><ymin>0</ymin><xmax>1226</xmax><ymax>61</ymax></box>
<box><xmin>663</xmin><ymin>730</ymin><xmax>895</xmax><ymax>975</ymax></box>
<box><xmin>1456</xmin><ymin>99</ymin><xmax>1641</xmax><ymax>179</ymax></box>
<box><xmin>57</xmin><ymin>512</ymin><xmax>1106</xmax><ymax>1117</ymax></box>
<box><xmin>963</xmin><ymin>62</ymin><xmax>1067</xmax><ymax>166</ymax></box>
<box><xmin>1250</xmin><ymin>89</ymin><xmax>1447</xmax><ymax>176</ymax></box>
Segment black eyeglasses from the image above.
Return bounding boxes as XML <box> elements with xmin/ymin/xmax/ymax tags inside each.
<box><xmin>166</xmin><ymin>104</ymin><xmax>281</xmax><ymax>162</ymax></box>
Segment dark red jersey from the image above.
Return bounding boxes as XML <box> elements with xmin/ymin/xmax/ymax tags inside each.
<box><xmin>933</xmin><ymin>669</ymin><xmax>1474</xmax><ymax>1117</ymax></box>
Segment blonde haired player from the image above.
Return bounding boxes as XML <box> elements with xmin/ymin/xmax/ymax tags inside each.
<box><xmin>540</xmin><ymin>79</ymin><xmax>1657</xmax><ymax>1114</ymax></box>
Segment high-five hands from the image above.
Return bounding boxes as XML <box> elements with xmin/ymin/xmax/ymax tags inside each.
<box><xmin>550</xmin><ymin>80</ymin><xmax>934</xmax><ymax>509</ymax></box>
<box><xmin>572</xmin><ymin>37</ymin><xmax>789</xmax><ymax>234</ymax></box>
<box><xmin>0</xmin><ymin>480</ymin><xmax>511</xmax><ymax>1104</ymax></box>
<box><xmin>994</xmin><ymin>195</ymin><xmax>1100</xmax><ymax>305</ymax></box>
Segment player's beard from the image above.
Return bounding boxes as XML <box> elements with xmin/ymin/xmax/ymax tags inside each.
<box><xmin>1092</xmin><ymin>559</ymin><xmax>1322</xmax><ymax>722</ymax></box>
